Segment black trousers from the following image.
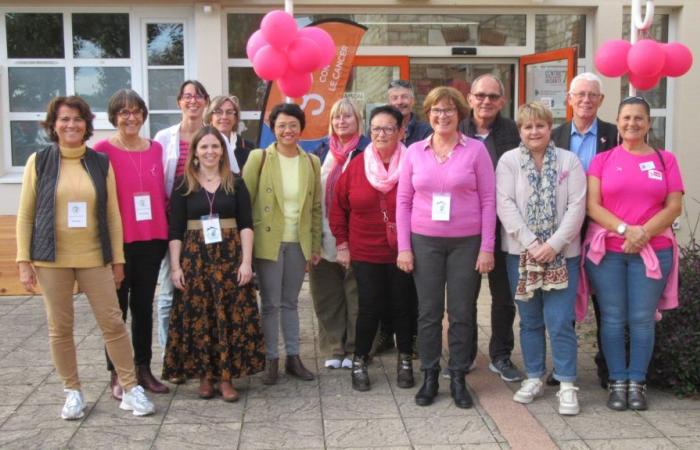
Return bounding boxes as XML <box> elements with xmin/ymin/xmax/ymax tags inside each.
<box><xmin>352</xmin><ymin>261</ymin><xmax>415</xmax><ymax>357</ymax></box>
<box><xmin>106</xmin><ymin>239</ymin><xmax>167</xmax><ymax>370</ymax></box>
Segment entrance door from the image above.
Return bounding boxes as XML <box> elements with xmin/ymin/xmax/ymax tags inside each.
<box><xmin>348</xmin><ymin>56</ymin><xmax>409</xmax><ymax>122</ymax></box>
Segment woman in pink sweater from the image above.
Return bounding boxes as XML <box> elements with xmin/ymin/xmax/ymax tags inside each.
<box><xmin>396</xmin><ymin>86</ymin><xmax>496</xmax><ymax>409</ymax></box>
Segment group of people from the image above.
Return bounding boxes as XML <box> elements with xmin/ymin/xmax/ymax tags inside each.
<box><xmin>16</xmin><ymin>71</ymin><xmax>682</xmax><ymax>421</ymax></box>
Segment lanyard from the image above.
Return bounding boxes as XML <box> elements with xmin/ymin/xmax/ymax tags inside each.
<box><xmin>203</xmin><ymin>188</ymin><xmax>217</xmax><ymax>216</ymax></box>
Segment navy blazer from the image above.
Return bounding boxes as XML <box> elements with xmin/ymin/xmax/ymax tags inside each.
<box><xmin>551</xmin><ymin>118</ymin><xmax>618</xmax><ymax>154</ymax></box>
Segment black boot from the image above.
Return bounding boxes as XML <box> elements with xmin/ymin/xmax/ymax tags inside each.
<box><xmin>351</xmin><ymin>355</ymin><xmax>370</xmax><ymax>392</ymax></box>
<box><xmin>607</xmin><ymin>379</ymin><xmax>628</xmax><ymax>411</ymax></box>
<box><xmin>628</xmin><ymin>381</ymin><xmax>648</xmax><ymax>410</ymax></box>
<box><xmin>415</xmin><ymin>368</ymin><xmax>439</xmax><ymax>406</ymax></box>
<box><xmin>397</xmin><ymin>353</ymin><xmax>415</xmax><ymax>389</ymax></box>
<box><xmin>449</xmin><ymin>370</ymin><xmax>473</xmax><ymax>409</ymax></box>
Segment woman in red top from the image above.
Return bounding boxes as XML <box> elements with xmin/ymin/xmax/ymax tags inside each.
<box><xmin>330</xmin><ymin>105</ymin><xmax>417</xmax><ymax>392</ymax></box>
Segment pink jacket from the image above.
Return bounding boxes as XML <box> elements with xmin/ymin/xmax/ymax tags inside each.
<box><xmin>576</xmin><ymin>222</ymin><xmax>679</xmax><ymax>322</ymax></box>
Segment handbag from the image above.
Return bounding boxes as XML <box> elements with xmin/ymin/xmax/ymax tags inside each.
<box><xmin>378</xmin><ymin>192</ymin><xmax>398</xmax><ymax>251</ymax></box>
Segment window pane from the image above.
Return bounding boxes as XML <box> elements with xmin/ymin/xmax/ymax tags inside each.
<box><xmin>6</xmin><ymin>13</ymin><xmax>64</xmax><ymax>59</ymax></box>
<box><xmin>11</xmin><ymin>121</ymin><xmax>51</xmax><ymax>166</ymax></box>
<box><xmin>148</xmin><ymin>69</ymin><xmax>184</xmax><ymax>110</ymax></box>
<box><xmin>227</xmin><ymin>14</ymin><xmax>264</xmax><ymax>58</ymax></box>
<box><xmin>73</xmin><ymin>13</ymin><xmax>130</xmax><ymax>58</ymax></box>
<box><xmin>621</xmin><ymin>14</ymin><xmax>668</xmax><ymax>108</ymax></box>
<box><xmin>149</xmin><ymin>113</ymin><xmax>181</xmax><ymax>137</ymax></box>
<box><xmin>241</xmin><ymin>119</ymin><xmax>260</xmax><ymax>147</ymax></box>
<box><xmin>74</xmin><ymin>67</ymin><xmax>131</xmax><ymax>112</ymax></box>
<box><xmin>622</xmin><ymin>14</ymin><xmax>668</xmax><ymax>41</ymax></box>
<box><xmin>8</xmin><ymin>67</ymin><xmax>66</xmax><ymax>112</ymax></box>
<box><xmin>535</xmin><ymin>15</ymin><xmax>587</xmax><ymax>58</ymax></box>
<box><xmin>147</xmin><ymin>23</ymin><xmax>184</xmax><ymax>65</ymax></box>
<box><xmin>649</xmin><ymin>117</ymin><xmax>666</xmax><ymax>150</ymax></box>
<box><xmin>228</xmin><ymin>67</ymin><xmax>267</xmax><ymax>111</ymax></box>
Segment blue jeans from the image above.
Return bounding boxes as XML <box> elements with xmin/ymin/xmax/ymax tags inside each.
<box><xmin>585</xmin><ymin>248</ymin><xmax>672</xmax><ymax>382</ymax></box>
<box><xmin>156</xmin><ymin>254</ymin><xmax>174</xmax><ymax>351</ymax></box>
<box><xmin>506</xmin><ymin>255</ymin><xmax>579</xmax><ymax>382</ymax></box>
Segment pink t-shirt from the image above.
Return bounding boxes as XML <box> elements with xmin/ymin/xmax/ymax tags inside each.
<box><xmin>396</xmin><ymin>134</ymin><xmax>496</xmax><ymax>252</ymax></box>
<box><xmin>175</xmin><ymin>140</ymin><xmax>189</xmax><ymax>178</ymax></box>
<box><xmin>94</xmin><ymin>139</ymin><xmax>169</xmax><ymax>244</ymax></box>
<box><xmin>588</xmin><ymin>145</ymin><xmax>684</xmax><ymax>251</ymax></box>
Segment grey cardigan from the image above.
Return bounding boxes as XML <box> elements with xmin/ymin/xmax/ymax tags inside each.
<box><xmin>495</xmin><ymin>146</ymin><xmax>587</xmax><ymax>258</ymax></box>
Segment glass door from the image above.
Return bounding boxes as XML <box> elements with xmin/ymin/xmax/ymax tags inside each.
<box><xmin>348</xmin><ymin>56</ymin><xmax>409</xmax><ymax>123</ymax></box>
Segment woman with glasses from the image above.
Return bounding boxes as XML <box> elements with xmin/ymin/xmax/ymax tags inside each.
<box><xmin>329</xmin><ymin>105</ymin><xmax>415</xmax><ymax>392</ymax></box>
<box><xmin>154</xmin><ymin>80</ymin><xmax>209</xmax><ymax>363</ymax></box>
<box><xmin>242</xmin><ymin>103</ymin><xmax>322</xmax><ymax>385</ymax></box>
<box><xmin>396</xmin><ymin>86</ymin><xmax>496</xmax><ymax>408</ymax></box>
<box><xmin>94</xmin><ymin>89</ymin><xmax>170</xmax><ymax>400</ymax></box>
<box><xmin>204</xmin><ymin>95</ymin><xmax>254</xmax><ymax>172</ymax></box>
<box><xmin>583</xmin><ymin>96</ymin><xmax>683</xmax><ymax>411</ymax></box>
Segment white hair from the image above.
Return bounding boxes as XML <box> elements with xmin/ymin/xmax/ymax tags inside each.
<box><xmin>569</xmin><ymin>72</ymin><xmax>603</xmax><ymax>94</ymax></box>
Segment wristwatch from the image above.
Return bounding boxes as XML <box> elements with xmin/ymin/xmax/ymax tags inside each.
<box><xmin>616</xmin><ymin>223</ymin><xmax>628</xmax><ymax>236</ymax></box>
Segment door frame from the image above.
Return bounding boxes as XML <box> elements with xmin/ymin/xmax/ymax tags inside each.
<box><xmin>518</xmin><ymin>47</ymin><xmax>578</xmax><ymax>121</ymax></box>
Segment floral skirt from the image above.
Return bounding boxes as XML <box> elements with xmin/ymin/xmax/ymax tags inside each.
<box><xmin>162</xmin><ymin>227</ymin><xmax>265</xmax><ymax>381</ymax></box>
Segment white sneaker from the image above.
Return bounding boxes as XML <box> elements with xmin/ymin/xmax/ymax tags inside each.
<box><xmin>61</xmin><ymin>389</ymin><xmax>86</xmax><ymax>420</ymax></box>
<box><xmin>324</xmin><ymin>358</ymin><xmax>342</xmax><ymax>369</ymax></box>
<box><xmin>513</xmin><ymin>378</ymin><xmax>544</xmax><ymax>404</ymax></box>
<box><xmin>341</xmin><ymin>357</ymin><xmax>353</xmax><ymax>369</ymax></box>
<box><xmin>120</xmin><ymin>385</ymin><xmax>155</xmax><ymax>416</ymax></box>
<box><xmin>557</xmin><ymin>386</ymin><xmax>580</xmax><ymax>415</ymax></box>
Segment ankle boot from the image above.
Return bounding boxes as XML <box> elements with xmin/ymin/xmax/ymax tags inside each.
<box><xmin>415</xmin><ymin>368</ymin><xmax>440</xmax><ymax>406</ymax></box>
<box><xmin>607</xmin><ymin>379</ymin><xmax>628</xmax><ymax>411</ymax></box>
<box><xmin>137</xmin><ymin>365</ymin><xmax>170</xmax><ymax>394</ymax></box>
<box><xmin>449</xmin><ymin>370</ymin><xmax>473</xmax><ymax>409</ymax></box>
<box><xmin>285</xmin><ymin>355</ymin><xmax>315</xmax><ymax>381</ymax></box>
<box><xmin>198</xmin><ymin>377</ymin><xmax>215</xmax><ymax>399</ymax></box>
<box><xmin>351</xmin><ymin>355</ymin><xmax>370</xmax><ymax>392</ymax></box>
<box><xmin>109</xmin><ymin>370</ymin><xmax>123</xmax><ymax>400</ymax></box>
<box><xmin>628</xmin><ymin>381</ymin><xmax>648</xmax><ymax>410</ymax></box>
<box><xmin>397</xmin><ymin>353</ymin><xmax>415</xmax><ymax>388</ymax></box>
<box><xmin>263</xmin><ymin>358</ymin><xmax>279</xmax><ymax>385</ymax></box>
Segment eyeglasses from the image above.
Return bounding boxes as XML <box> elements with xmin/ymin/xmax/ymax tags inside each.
<box><xmin>621</xmin><ymin>95</ymin><xmax>650</xmax><ymax>107</ymax></box>
<box><xmin>570</xmin><ymin>91</ymin><xmax>601</xmax><ymax>100</ymax></box>
<box><xmin>388</xmin><ymin>80</ymin><xmax>413</xmax><ymax>90</ymax></box>
<box><xmin>430</xmin><ymin>107</ymin><xmax>457</xmax><ymax>117</ymax></box>
<box><xmin>471</xmin><ymin>93</ymin><xmax>502</xmax><ymax>102</ymax></box>
<box><xmin>213</xmin><ymin>109</ymin><xmax>237</xmax><ymax>117</ymax></box>
<box><xmin>370</xmin><ymin>126</ymin><xmax>397</xmax><ymax>136</ymax></box>
<box><xmin>180</xmin><ymin>93</ymin><xmax>206</xmax><ymax>102</ymax></box>
<box><xmin>117</xmin><ymin>109</ymin><xmax>143</xmax><ymax>119</ymax></box>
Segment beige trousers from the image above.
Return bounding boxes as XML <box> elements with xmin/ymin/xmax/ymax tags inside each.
<box><xmin>35</xmin><ymin>266</ymin><xmax>137</xmax><ymax>390</ymax></box>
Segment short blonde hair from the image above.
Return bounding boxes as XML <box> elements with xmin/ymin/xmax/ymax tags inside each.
<box><xmin>422</xmin><ymin>86</ymin><xmax>469</xmax><ymax>123</ymax></box>
<box><xmin>328</xmin><ymin>98</ymin><xmax>363</xmax><ymax>137</ymax></box>
<box><xmin>203</xmin><ymin>95</ymin><xmax>241</xmax><ymax>126</ymax></box>
<box><xmin>516</xmin><ymin>102</ymin><xmax>553</xmax><ymax>129</ymax></box>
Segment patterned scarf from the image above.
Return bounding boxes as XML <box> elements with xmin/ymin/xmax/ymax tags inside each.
<box><xmin>364</xmin><ymin>142</ymin><xmax>406</xmax><ymax>193</ymax></box>
<box><xmin>515</xmin><ymin>141</ymin><xmax>568</xmax><ymax>301</ymax></box>
<box><xmin>325</xmin><ymin>134</ymin><xmax>360</xmax><ymax>216</ymax></box>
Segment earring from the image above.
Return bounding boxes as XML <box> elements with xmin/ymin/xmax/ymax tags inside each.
<box><xmin>194</xmin><ymin>158</ymin><xmax>199</xmax><ymax>167</ymax></box>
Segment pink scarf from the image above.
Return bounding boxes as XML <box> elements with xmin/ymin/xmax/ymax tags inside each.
<box><xmin>325</xmin><ymin>134</ymin><xmax>360</xmax><ymax>216</ymax></box>
<box><xmin>364</xmin><ymin>142</ymin><xmax>406</xmax><ymax>193</ymax></box>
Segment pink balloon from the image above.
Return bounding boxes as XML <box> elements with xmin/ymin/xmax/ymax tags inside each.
<box><xmin>629</xmin><ymin>71</ymin><xmax>661</xmax><ymax>91</ymax></box>
<box><xmin>628</xmin><ymin>39</ymin><xmax>666</xmax><ymax>78</ymax></box>
<box><xmin>662</xmin><ymin>42</ymin><xmax>693</xmax><ymax>77</ymax></box>
<box><xmin>278</xmin><ymin>70</ymin><xmax>313</xmax><ymax>98</ymax></box>
<box><xmin>287</xmin><ymin>37</ymin><xmax>322</xmax><ymax>73</ymax></box>
<box><xmin>595</xmin><ymin>40</ymin><xmax>631</xmax><ymax>77</ymax></box>
<box><xmin>246</xmin><ymin>30</ymin><xmax>268</xmax><ymax>62</ymax></box>
<box><xmin>253</xmin><ymin>45</ymin><xmax>288</xmax><ymax>81</ymax></box>
<box><xmin>261</xmin><ymin>10</ymin><xmax>298</xmax><ymax>50</ymax></box>
<box><xmin>298</xmin><ymin>27</ymin><xmax>336</xmax><ymax>69</ymax></box>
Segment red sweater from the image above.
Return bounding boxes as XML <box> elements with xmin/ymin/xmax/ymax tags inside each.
<box><xmin>329</xmin><ymin>156</ymin><xmax>397</xmax><ymax>264</ymax></box>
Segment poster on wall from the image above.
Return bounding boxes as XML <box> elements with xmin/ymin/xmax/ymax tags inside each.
<box><xmin>527</xmin><ymin>64</ymin><xmax>568</xmax><ymax>119</ymax></box>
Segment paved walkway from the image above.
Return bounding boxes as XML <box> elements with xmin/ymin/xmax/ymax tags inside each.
<box><xmin>0</xmin><ymin>278</ymin><xmax>698</xmax><ymax>449</ymax></box>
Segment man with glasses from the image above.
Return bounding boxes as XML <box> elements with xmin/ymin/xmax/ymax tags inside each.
<box><xmin>459</xmin><ymin>73</ymin><xmax>523</xmax><ymax>382</ymax></box>
<box><xmin>387</xmin><ymin>80</ymin><xmax>432</xmax><ymax>146</ymax></box>
<box><xmin>550</xmin><ymin>72</ymin><xmax>617</xmax><ymax>388</ymax></box>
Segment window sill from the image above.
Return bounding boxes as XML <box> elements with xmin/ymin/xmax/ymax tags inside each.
<box><xmin>0</xmin><ymin>173</ymin><xmax>23</xmax><ymax>184</ymax></box>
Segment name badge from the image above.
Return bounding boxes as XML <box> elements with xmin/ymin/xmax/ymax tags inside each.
<box><xmin>67</xmin><ymin>202</ymin><xmax>87</xmax><ymax>228</ymax></box>
<box><xmin>201</xmin><ymin>214</ymin><xmax>222</xmax><ymax>244</ymax></box>
<box><xmin>133</xmin><ymin>193</ymin><xmax>152</xmax><ymax>222</ymax></box>
<box><xmin>639</xmin><ymin>161</ymin><xmax>655</xmax><ymax>171</ymax></box>
<box><xmin>648</xmin><ymin>169</ymin><xmax>663</xmax><ymax>181</ymax></box>
<box><xmin>432</xmin><ymin>193</ymin><xmax>451</xmax><ymax>221</ymax></box>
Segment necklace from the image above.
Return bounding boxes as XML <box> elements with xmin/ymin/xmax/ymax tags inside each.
<box><xmin>115</xmin><ymin>134</ymin><xmax>145</xmax><ymax>152</ymax></box>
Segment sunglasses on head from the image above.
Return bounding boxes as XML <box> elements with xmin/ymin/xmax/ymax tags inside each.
<box><xmin>388</xmin><ymin>80</ymin><xmax>412</xmax><ymax>90</ymax></box>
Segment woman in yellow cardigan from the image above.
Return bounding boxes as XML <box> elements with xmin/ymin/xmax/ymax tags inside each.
<box><xmin>242</xmin><ymin>103</ymin><xmax>322</xmax><ymax>385</ymax></box>
<box><xmin>16</xmin><ymin>96</ymin><xmax>155</xmax><ymax>420</ymax></box>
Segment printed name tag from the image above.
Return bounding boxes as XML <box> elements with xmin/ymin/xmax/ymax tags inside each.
<box><xmin>201</xmin><ymin>214</ymin><xmax>222</xmax><ymax>244</ymax></box>
<box><xmin>67</xmin><ymin>202</ymin><xmax>87</xmax><ymax>228</ymax></box>
<box><xmin>133</xmin><ymin>193</ymin><xmax>152</xmax><ymax>221</ymax></box>
<box><xmin>432</xmin><ymin>193</ymin><xmax>451</xmax><ymax>221</ymax></box>
<box><xmin>639</xmin><ymin>161</ymin><xmax>655</xmax><ymax>171</ymax></box>
<box><xmin>648</xmin><ymin>169</ymin><xmax>663</xmax><ymax>181</ymax></box>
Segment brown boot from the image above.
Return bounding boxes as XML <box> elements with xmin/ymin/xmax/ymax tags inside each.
<box><xmin>137</xmin><ymin>365</ymin><xmax>170</xmax><ymax>394</ymax></box>
<box><xmin>285</xmin><ymin>355</ymin><xmax>315</xmax><ymax>381</ymax></box>
<box><xmin>262</xmin><ymin>358</ymin><xmax>279</xmax><ymax>385</ymax></box>
<box><xmin>110</xmin><ymin>370</ymin><xmax>123</xmax><ymax>400</ymax></box>
<box><xmin>219</xmin><ymin>381</ymin><xmax>240</xmax><ymax>402</ymax></box>
<box><xmin>199</xmin><ymin>377</ymin><xmax>215</xmax><ymax>399</ymax></box>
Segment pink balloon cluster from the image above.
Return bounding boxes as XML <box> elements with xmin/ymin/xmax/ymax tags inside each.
<box><xmin>246</xmin><ymin>11</ymin><xmax>336</xmax><ymax>98</ymax></box>
<box><xmin>595</xmin><ymin>39</ymin><xmax>693</xmax><ymax>91</ymax></box>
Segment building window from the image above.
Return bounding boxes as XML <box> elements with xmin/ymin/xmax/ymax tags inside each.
<box><xmin>535</xmin><ymin>15</ymin><xmax>587</xmax><ymax>57</ymax></box>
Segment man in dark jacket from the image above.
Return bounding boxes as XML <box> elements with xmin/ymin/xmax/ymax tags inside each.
<box><xmin>388</xmin><ymin>80</ymin><xmax>432</xmax><ymax>146</ymax></box>
<box><xmin>459</xmin><ymin>74</ymin><xmax>523</xmax><ymax>382</ymax></box>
